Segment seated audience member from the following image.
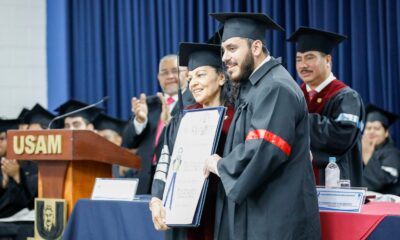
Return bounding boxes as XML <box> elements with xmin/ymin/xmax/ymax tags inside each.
<box><xmin>93</xmin><ymin>113</ymin><xmax>132</xmax><ymax>177</ymax></box>
<box><xmin>0</xmin><ymin>106</ymin><xmax>53</xmax><ymax>239</ymax></box>
<box><xmin>150</xmin><ymin>42</ymin><xmax>233</xmax><ymax>240</ymax></box>
<box><xmin>54</xmin><ymin>99</ymin><xmax>102</xmax><ymax>130</ymax></box>
<box><xmin>362</xmin><ymin>104</ymin><xmax>400</xmax><ymax>195</ymax></box>
<box><xmin>0</xmin><ymin>104</ymin><xmax>53</xmax><ymax>218</ymax></box>
<box><xmin>0</xmin><ymin>119</ymin><xmax>21</xmax><ymax>201</ymax></box>
<box><xmin>17</xmin><ymin>108</ymin><xmax>30</xmax><ymax>130</ymax></box>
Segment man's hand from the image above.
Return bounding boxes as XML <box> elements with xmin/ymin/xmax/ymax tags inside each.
<box><xmin>157</xmin><ymin>92</ymin><xmax>171</xmax><ymax>125</ymax></box>
<box><xmin>362</xmin><ymin>134</ymin><xmax>376</xmax><ymax>165</ymax></box>
<box><xmin>131</xmin><ymin>93</ymin><xmax>148</xmax><ymax>123</ymax></box>
<box><xmin>203</xmin><ymin>154</ymin><xmax>221</xmax><ymax>178</ymax></box>
<box><xmin>149</xmin><ymin>197</ymin><xmax>169</xmax><ymax>231</ymax></box>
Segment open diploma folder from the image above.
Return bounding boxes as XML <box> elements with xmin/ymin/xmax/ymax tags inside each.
<box><xmin>162</xmin><ymin>107</ymin><xmax>226</xmax><ymax>227</ymax></box>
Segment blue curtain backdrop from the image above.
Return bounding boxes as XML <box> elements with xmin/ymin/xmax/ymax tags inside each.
<box><xmin>47</xmin><ymin>0</ymin><xmax>400</xmax><ymax>145</ymax></box>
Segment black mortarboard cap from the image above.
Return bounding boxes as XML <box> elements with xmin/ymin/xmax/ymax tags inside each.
<box><xmin>179</xmin><ymin>43</ymin><xmax>223</xmax><ymax>71</ymax></box>
<box><xmin>209</xmin><ymin>12</ymin><xmax>284</xmax><ymax>44</ymax></box>
<box><xmin>24</xmin><ymin>103</ymin><xmax>55</xmax><ymax>128</ymax></box>
<box><xmin>366</xmin><ymin>104</ymin><xmax>399</xmax><ymax>129</ymax></box>
<box><xmin>54</xmin><ymin>99</ymin><xmax>102</xmax><ymax>123</ymax></box>
<box><xmin>0</xmin><ymin>119</ymin><xmax>20</xmax><ymax>133</ymax></box>
<box><xmin>206</xmin><ymin>27</ymin><xmax>224</xmax><ymax>45</ymax></box>
<box><xmin>17</xmin><ymin>108</ymin><xmax>30</xmax><ymax>123</ymax></box>
<box><xmin>93</xmin><ymin>114</ymin><xmax>127</xmax><ymax>136</ymax></box>
<box><xmin>287</xmin><ymin>26</ymin><xmax>347</xmax><ymax>54</ymax></box>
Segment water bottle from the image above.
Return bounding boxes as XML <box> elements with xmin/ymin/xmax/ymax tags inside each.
<box><xmin>325</xmin><ymin>157</ymin><xmax>340</xmax><ymax>188</ymax></box>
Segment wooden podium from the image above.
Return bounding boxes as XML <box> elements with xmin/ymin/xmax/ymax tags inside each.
<box><xmin>6</xmin><ymin>129</ymin><xmax>141</xmax><ymax>215</ymax></box>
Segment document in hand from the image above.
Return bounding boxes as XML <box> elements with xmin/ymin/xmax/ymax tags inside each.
<box><xmin>162</xmin><ymin>107</ymin><xmax>226</xmax><ymax>227</ymax></box>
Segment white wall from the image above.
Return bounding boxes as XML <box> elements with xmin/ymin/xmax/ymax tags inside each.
<box><xmin>0</xmin><ymin>0</ymin><xmax>47</xmax><ymax>119</ymax></box>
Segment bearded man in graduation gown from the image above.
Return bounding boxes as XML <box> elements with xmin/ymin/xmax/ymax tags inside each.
<box><xmin>203</xmin><ymin>13</ymin><xmax>321</xmax><ymax>240</ymax></box>
<box><xmin>288</xmin><ymin>27</ymin><xmax>365</xmax><ymax>187</ymax></box>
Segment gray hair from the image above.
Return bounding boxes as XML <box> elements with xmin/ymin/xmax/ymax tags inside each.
<box><xmin>158</xmin><ymin>54</ymin><xmax>178</xmax><ymax>72</ymax></box>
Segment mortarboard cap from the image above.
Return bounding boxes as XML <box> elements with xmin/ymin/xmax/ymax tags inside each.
<box><xmin>0</xmin><ymin>119</ymin><xmax>20</xmax><ymax>133</ymax></box>
<box><xmin>209</xmin><ymin>12</ymin><xmax>284</xmax><ymax>44</ymax></box>
<box><xmin>17</xmin><ymin>108</ymin><xmax>30</xmax><ymax>123</ymax></box>
<box><xmin>93</xmin><ymin>114</ymin><xmax>127</xmax><ymax>136</ymax></box>
<box><xmin>206</xmin><ymin>27</ymin><xmax>224</xmax><ymax>45</ymax></box>
<box><xmin>24</xmin><ymin>103</ymin><xmax>55</xmax><ymax>129</ymax></box>
<box><xmin>54</xmin><ymin>99</ymin><xmax>102</xmax><ymax>123</ymax></box>
<box><xmin>287</xmin><ymin>26</ymin><xmax>347</xmax><ymax>54</ymax></box>
<box><xmin>179</xmin><ymin>43</ymin><xmax>223</xmax><ymax>71</ymax></box>
<box><xmin>366</xmin><ymin>104</ymin><xmax>399</xmax><ymax>129</ymax></box>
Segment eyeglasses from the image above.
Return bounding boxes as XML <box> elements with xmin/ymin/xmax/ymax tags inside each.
<box><xmin>159</xmin><ymin>68</ymin><xmax>179</xmax><ymax>77</ymax></box>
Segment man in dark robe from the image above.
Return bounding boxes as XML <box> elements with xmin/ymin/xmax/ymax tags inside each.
<box><xmin>362</xmin><ymin>104</ymin><xmax>400</xmax><ymax>195</ymax></box>
<box><xmin>288</xmin><ymin>27</ymin><xmax>365</xmax><ymax>187</ymax></box>
<box><xmin>204</xmin><ymin>13</ymin><xmax>321</xmax><ymax>239</ymax></box>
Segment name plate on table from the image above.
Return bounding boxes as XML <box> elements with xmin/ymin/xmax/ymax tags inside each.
<box><xmin>317</xmin><ymin>187</ymin><xmax>366</xmax><ymax>213</ymax></box>
<box><xmin>91</xmin><ymin>178</ymin><xmax>139</xmax><ymax>201</ymax></box>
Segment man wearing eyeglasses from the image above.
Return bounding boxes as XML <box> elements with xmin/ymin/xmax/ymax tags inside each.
<box><xmin>122</xmin><ymin>54</ymin><xmax>194</xmax><ymax>194</ymax></box>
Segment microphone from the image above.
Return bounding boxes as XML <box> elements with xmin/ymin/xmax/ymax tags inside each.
<box><xmin>47</xmin><ymin>96</ymin><xmax>109</xmax><ymax>129</ymax></box>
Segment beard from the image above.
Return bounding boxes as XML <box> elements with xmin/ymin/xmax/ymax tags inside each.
<box><xmin>227</xmin><ymin>51</ymin><xmax>255</xmax><ymax>100</ymax></box>
<box><xmin>237</xmin><ymin>51</ymin><xmax>255</xmax><ymax>82</ymax></box>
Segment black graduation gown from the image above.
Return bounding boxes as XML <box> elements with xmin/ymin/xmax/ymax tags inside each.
<box><xmin>152</xmin><ymin>104</ymin><xmax>234</xmax><ymax>240</ymax></box>
<box><xmin>363</xmin><ymin>138</ymin><xmax>400</xmax><ymax>195</ymax></box>
<box><xmin>215</xmin><ymin>58</ymin><xmax>321</xmax><ymax>240</ymax></box>
<box><xmin>0</xmin><ymin>161</ymin><xmax>38</xmax><ymax>218</ymax></box>
<box><xmin>302</xmin><ymin>80</ymin><xmax>365</xmax><ymax>187</ymax></box>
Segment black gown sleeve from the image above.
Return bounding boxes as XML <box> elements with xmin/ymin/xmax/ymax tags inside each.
<box><xmin>363</xmin><ymin>147</ymin><xmax>400</xmax><ymax>192</ymax></box>
<box><xmin>310</xmin><ymin>90</ymin><xmax>363</xmax><ymax>167</ymax></box>
<box><xmin>121</xmin><ymin>117</ymin><xmax>149</xmax><ymax>149</ymax></box>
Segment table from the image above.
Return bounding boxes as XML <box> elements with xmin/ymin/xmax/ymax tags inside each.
<box><xmin>321</xmin><ymin>202</ymin><xmax>400</xmax><ymax>240</ymax></box>
<box><xmin>63</xmin><ymin>197</ymin><xmax>400</xmax><ymax>240</ymax></box>
<box><xmin>62</xmin><ymin>195</ymin><xmax>164</xmax><ymax>240</ymax></box>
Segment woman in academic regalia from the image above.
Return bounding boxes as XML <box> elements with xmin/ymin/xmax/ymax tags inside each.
<box><xmin>149</xmin><ymin>42</ymin><xmax>234</xmax><ymax>240</ymax></box>
<box><xmin>362</xmin><ymin>104</ymin><xmax>400</xmax><ymax>195</ymax></box>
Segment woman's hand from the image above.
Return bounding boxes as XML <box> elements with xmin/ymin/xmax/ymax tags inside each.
<box><xmin>149</xmin><ymin>197</ymin><xmax>169</xmax><ymax>231</ymax></box>
<box><xmin>362</xmin><ymin>134</ymin><xmax>376</xmax><ymax>165</ymax></box>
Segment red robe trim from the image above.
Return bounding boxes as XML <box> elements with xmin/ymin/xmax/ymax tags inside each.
<box><xmin>301</xmin><ymin>79</ymin><xmax>347</xmax><ymax>114</ymax></box>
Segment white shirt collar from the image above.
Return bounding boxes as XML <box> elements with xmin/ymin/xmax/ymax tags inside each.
<box><xmin>306</xmin><ymin>72</ymin><xmax>336</xmax><ymax>93</ymax></box>
<box><xmin>249</xmin><ymin>55</ymin><xmax>271</xmax><ymax>78</ymax></box>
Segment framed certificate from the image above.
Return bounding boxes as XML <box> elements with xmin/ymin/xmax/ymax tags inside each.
<box><xmin>162</xmin><ymin>106</ymin><xmax>226</xmax><ymax>226</ymax></box>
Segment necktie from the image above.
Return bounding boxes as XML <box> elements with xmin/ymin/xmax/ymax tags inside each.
<box><xmin>166</xmin><ymin>97</ymin><xmax>175</xmax><ymax>105</ymax></box>
<box><xmin>153</xmin><ymin>97</ymin><xmax>175</xmax><ymax>164</ymax></box>
<box><xmin>308</xmin><ymin>90</ymin><xmax>317</xmax><ymax>102</ymax></box>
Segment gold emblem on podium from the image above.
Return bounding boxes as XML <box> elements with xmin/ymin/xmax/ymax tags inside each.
<box><xmin>34</xmin><ymin>198</ymin><xmax>67</xmax><ymax>240</ymax></box>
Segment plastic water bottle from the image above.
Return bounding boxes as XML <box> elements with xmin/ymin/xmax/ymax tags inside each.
<box><xmin>325</xmin><ymin>157</ymin><xmax>340</xmax><ymax>188</ymax></box>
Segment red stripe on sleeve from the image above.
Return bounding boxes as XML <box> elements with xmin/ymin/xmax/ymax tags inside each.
<box><xmin>246</xmin><ymin>129</ymin><xmax>291</xmax><ymax>156</ymax></box>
